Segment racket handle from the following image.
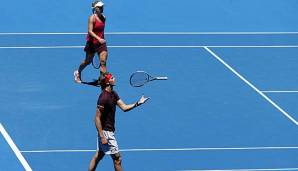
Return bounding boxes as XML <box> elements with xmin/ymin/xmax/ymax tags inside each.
<box><xmin>155</xmin><ymin>77</ymin><xmax>168</xmax><ymax>80</ymax></box>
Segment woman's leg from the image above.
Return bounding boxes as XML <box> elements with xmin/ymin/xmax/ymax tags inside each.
<box><xmin>74</xmin><ymin>52</ymin><xmax>95</xmax><ymax>83</ymax></box>
<box><xmin>98</xmin><ymin>50</ymin><xmax>108</xmax><ymax>73</ymax></box>
<box><xmin>79</xmin><ymin>52</ymin><xmax>95</xmax><ymax>73</ymax></box>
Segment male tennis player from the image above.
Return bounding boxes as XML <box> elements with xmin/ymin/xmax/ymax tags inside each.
<box><xmin>88</xmin><ymin>72</ymin><xmax>149</xmax><ymax>171</ymax></box>
<box><xmin>74</xmin><ymin>0</ymin><xmax>108</xmax><ymax>83</ymax></box>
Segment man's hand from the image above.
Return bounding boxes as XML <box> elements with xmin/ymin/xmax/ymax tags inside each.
<box><xmin>101</xmin><ymin>137</ymin><xmax>108</xmax><ymax>145</ymax></box>
<box><xmin>137</xmin><ymin>95</ymin><xmax>150</xmax><ymax>106</ymax></box>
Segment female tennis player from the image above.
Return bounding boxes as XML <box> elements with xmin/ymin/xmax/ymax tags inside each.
<box><xmin>88</xmin><ymin>72</ymin><xmax>149</xmax><ymax>171</ymax></box>
<box><xmin>74</xmin><ymin>0</ymin><xmax>108</xmax><ymax>83</ymax></box>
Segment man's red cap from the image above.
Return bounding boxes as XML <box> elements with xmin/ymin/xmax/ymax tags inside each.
<box><xmin>104</xmin><ymin>73</ymin><xmax>113</xmax><ymax>84</ymax></box>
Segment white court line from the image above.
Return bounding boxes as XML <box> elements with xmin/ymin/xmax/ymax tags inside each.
<box><xmin>20</xmin><ymin>146</ymin><xmax>298</xmax><ymax>153</ymax></box>
<box><xmin>178</xmin><ymin>168</ymin><xmax>298</xmax><ymax>171</ymax></box>
<box><xmin>0</xmin><ymin>46</ymin><xmax>84</xmax><ymax>49</ymax></box>
<box><xmin>1</xmin><ymin>45</ymin><xmax>298</xmax><ymax>49</ymax></box>
<box><xmin>262</xmin><ymin>91</ymin><xmax>298</xmax><ymax>93</ymax></box>
<box><xmin>204</xmin><ymin>47</ymin><xmax>298</xmax><ymax>126</ymax></box>
<box><xmin>21</xmin><ymin>149</ymin><xmax>96</xmax><ymax>153</ymax></box>
<box><xmin>1</xmin><ymin>32</ymin><xmax>298</xmax><ymax>35</ymax></box>
<box><xmin>0</xmin><ymin>123</ymin><xmax>32</xmax><ymax>171</ymax></box>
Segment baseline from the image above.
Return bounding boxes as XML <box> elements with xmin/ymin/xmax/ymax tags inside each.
<box><xmin>178</xmin><ymin>167</ymin><xmax>298</xmax><ymax>171</ymax></box>
<box><xmin>20</xmin><ymin>146</ymin><xmax>298</xmax><ymax>153</ymax></box>
<box><xmin>1</xmin><ymin>45</ymin><xmax>298</xmax><ymax>49</ymax></box>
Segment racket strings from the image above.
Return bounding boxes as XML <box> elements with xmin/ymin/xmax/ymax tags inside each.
<box><xmin>92</xmin><ymin>55</ymin><xmax>100</xmax><ymax>69</ymax></box>
<box><xmin>130</xmin><ymin>72</ymin><xmax>149</xmax><ymax>87</ymax></box>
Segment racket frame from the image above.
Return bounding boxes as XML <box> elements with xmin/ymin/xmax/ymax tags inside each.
<box><xmin>130</xmin><ymin>71</ymin><xmax>168</xmax><ymax>87</ymax></box>
<box><xmin>91</xmin><ymin>53</ymin><xmax>100</xmax><ymax>69</ymax></box>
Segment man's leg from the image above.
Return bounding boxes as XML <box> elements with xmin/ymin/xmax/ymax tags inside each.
<box><xmin>89</xmin><ymin>150</ymin><xmax>105</xmax><ymax>171</ymax></box>
<box><xmin>111</xmin><ymin>152</ymin><xmax>122</xmax><ymax>171</ymax></box>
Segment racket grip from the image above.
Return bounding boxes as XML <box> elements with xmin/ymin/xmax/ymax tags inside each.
<box><xmin>156</xmin><ymin>77</ymin><xmax>168</xmax><ymax>80</ymax></box>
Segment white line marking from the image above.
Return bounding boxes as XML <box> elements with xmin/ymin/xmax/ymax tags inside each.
<box><xmin>201</xmin><ymin>46</ymin><xmax>298</xmax><ymax>48</ymax></box>
<box><xmin>1</xmin><ymin>32</ymin><xmax>298</xmax><ymax>35</ymax></box>
<box><xmin>262</xmin><ymin>91</ymin><xmax>298</xmax><ymax>93</ymax></box>
<box><xmin>20</xmin><ymin>146</ymin><xmax>298</xmax><ymax>153</ymax></box>
<box><xmin>0</xmin><ymin>45</ymin><xmax>298</xmax><ymax>49</ymax></box>
<box><xmin>106</xmin><ymin>32</ymin><xmax>298</xmax><ymax>35</ymax></box>
<box><xmin>0</xmin><ymin>33</ymin><xmax>86</xmax><ymax>35</ymax></box>
<box><xmin>0</xmin><ymin>123</ymin><xmax>32</xmax><ymax>171</ymax></box>
<box><xmin>0</xmin><ymin>46</ymin><xmax>84</xmax><ymax>49</ymax></box>
<box><xmin>21</xmin><ymin>149</ymin><xmax>96</xmax><ymax>153</ymax></box>
<box><xmin>204</xmin><ymin>47</ymin><xmax>298</xmax><ymax>126</ymax></box>
<box><xmin>178</xmin><ymin>168</ymin><xmax>298</xmax><ymax>171</ymax></box>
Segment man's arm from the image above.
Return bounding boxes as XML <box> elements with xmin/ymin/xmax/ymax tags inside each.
<box><xmin>94</xmin><ymin>106</ymin><xmax>107</xmax><ymax>144</ymax></box>
<box><xmin>117</xmin><ymin>95</ymin><xmax>150</xmax><ymax>112</ymax></box>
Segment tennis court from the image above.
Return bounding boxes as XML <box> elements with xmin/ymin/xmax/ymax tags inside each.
<box><xmin>1</xmin><ymin>0</ymin><xmax>298</xmax><ymax>171</ymax></box>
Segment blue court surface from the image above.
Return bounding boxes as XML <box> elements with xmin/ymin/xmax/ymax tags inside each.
<box><xmin>1</xmin><ymin>0</ymin><xmax>298</xmax><ymax>171</ymax></box>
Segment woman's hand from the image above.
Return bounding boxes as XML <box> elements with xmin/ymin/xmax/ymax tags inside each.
<box><xmin>97</xmin><ymin>38</ymin><xmax>106</xmax><ymax>44</ymax></box>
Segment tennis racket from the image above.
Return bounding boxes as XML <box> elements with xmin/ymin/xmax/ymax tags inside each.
<box><xmin>130</xmin><ymin>71</ymin><xmax>168</xmax><ymax>87</ymax></box>
<box><xmin>92</xmin><ymin>54</ymin><xmax>100</xmax><ymax>69</ymax></box>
